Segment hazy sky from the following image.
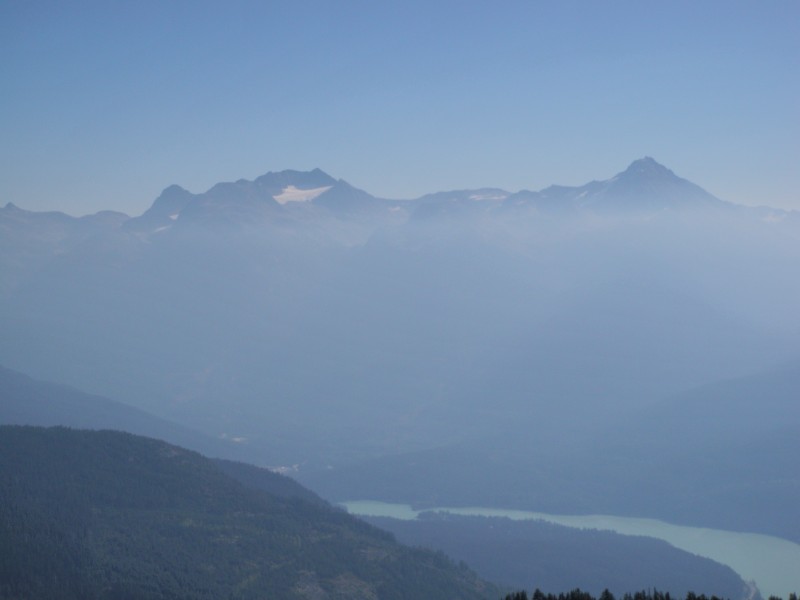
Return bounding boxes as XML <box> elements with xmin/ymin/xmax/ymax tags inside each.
<box><xmin>2</xmin><ymin>1</ymin><xmax>799</xmax><ymax>216</ymax></box>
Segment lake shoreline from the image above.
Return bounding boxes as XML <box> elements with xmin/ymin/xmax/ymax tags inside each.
<box><xmin>343</xmin><ymin>500</ymin><xmax>800</xmax><ymax>599</ymax></box>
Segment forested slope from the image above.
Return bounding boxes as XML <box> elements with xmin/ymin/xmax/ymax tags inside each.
<box><xmin>366</xmin><ymin>514</ymin><xmax>751</xmax><ymax>599</ymax></box>
<box><xmin>0</xmin><ymin>426</ymin><xmax>495</xmax><ymax>600</ymax></box>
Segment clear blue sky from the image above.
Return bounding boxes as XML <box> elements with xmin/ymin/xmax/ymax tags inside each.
<box><xmin>2</xmin><ymin>1</ymin><xmax>799</xmax><ymax>216</ymax></box>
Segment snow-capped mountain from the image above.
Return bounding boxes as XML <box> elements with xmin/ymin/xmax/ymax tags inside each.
<box><xmin>29</xmin><ymin>157</ymin><xmax>786</xmax><ymax>238</ymax></box>
<box><xmin>122</xmin><ymin>168</ymin><xmax>410</xmax><ymax>234</ymax></box>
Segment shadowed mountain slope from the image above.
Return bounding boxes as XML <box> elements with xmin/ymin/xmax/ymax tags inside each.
<box><xmin>365</xmin><ymin>514</ymin><xmax>753</xmax><ymax>600</ymax></box>
<box><xmin>0</xmin><ymin>426</ymin><xmax>496</xmax><ymax>600</ymax></box>
<box><xmin>0</xmin><ymin>365</ymin><xmax>257</xmax><ymax>463</ymax></box>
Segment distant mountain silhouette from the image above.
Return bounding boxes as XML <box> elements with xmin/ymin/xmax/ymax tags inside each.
<box><xmin>123</xmin><ymin>168</ymin><xmax>403</xmax><ymax>233</ymax></box>
<box><xmin>504</xmin><ymin>157</ymin><xmax>727</xmax><ymax>214</ymax></box>
<box><xmin>109</xmin><ymin>157</ymin><xmax>773</xmax><ymax>233</ymax></box>
<box><xmin>0</xmin><ymin>365</ymin><xmax>255</xmax><ymax>463</ymax></box>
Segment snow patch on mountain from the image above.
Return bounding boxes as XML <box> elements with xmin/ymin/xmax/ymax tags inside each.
<box><xmin>273</xmin><ymin>185</ymin><xmax>332</xmax><ymax>205</ymax></box>
<box><xmin>468</xmin><ymin>192</ymin><xmax>508</xmax><ymax>201</ymax></box>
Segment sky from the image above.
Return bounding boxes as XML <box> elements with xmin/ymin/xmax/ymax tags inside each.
<box><xmin>2</xmin><ymin>1</ymin><xmax>799</xmax><ymax>216</ymax></box>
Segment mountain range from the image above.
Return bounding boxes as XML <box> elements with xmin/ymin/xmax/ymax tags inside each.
<box><xmin>5</xmin><ymin>157</ymin><xmax>794</xmax><ymax>235</ymax></box>
<box><xmin>1</xmin><ymin>158</ymin><xmax>798</xmax><ymax>596</ymax></box>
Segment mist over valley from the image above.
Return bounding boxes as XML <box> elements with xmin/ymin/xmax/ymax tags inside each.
<box><xmin>2</xmin><ymin>158</ymin><xmax>799</xmax><ymax>597</ymax></box>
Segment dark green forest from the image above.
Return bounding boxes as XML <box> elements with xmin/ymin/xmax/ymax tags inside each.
<box><xmin>501</xmin><ymin>589</ymin><xmax>799</xmax><ymax>600</ymax></box>
<box><xmin>0</xmin><ymin>426</ymin><xmax>495</xmax><ymax>599</ymax></box>
<box><xmin>366</xmin><ymin>513</ymin><xmax>750</xmax><ymax>598</ymax></box>
<box><xmin>2</xmin><ymin>425</ymin><xmax>796</xmax><ymax>600</ymax></box>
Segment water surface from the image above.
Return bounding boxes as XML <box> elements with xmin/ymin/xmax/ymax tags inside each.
<box><xmin>343</xmin><ymin>500</ymin><xmax>800</xmax><ymax>599</ymax></box>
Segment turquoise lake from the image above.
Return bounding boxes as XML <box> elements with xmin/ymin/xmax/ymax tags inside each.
<box><xmin>343</xmin><ymin>500</ymin><xmax>800</xmax><ymax>599</ymax></box>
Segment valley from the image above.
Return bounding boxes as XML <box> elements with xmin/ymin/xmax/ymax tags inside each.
<box><xmin>2</xmin><ymin>159</ymin><xmax>799</xmax><ymax>598</ymax></box>
<box><xmin>343</xmin><ymin>501</ymin><xmax>800</xmax><ymax>599</ymax></box>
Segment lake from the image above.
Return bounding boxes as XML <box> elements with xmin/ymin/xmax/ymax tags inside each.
<box><xmin>343</xmin><ymin>500</ymin><xmax>800</xmax><ymax>599</ymax></box>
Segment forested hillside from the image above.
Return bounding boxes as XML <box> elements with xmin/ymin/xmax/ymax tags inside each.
<box><xmin>366</xmin><ymin>514</ymin><xmax>751</xmax><ymax>599</ymax></box>
<box><xmin>0</xmin><ymin>426</ymin><xmax>495</xmax><ymax>600</ymax></box>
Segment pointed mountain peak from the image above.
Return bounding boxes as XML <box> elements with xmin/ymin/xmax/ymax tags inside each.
<box><xmin>310</xmin><ymin>167</ymin><xmax>333</xmax><ymax>178</ymax></box>
<box><xmin>157</xmin><ymin>184</ymin><xmax>192</xmax><ymax>199</ymax></box>
<box><xmin>151</xmin><ymin>184</ymin><xmax>194</xmax><ymax>211</ymax></box>
<box><xmin>505</xmin><ymin>158</ymin><xmax>725</xmax><ymax>215</ymax></box>
<box><xmin>619</xmin><ymin>157</ymin><xmax>676</xmax><ymax>179</ymax></box>
<box><xmin>590</xmin><ymin>157</ymin><xmax>723</xmax><ymax>211</ymax></box>
<box><xmin>122</xmin><ymin>184</ymin><xmax>196</xmax><ymax>231</ymax></box>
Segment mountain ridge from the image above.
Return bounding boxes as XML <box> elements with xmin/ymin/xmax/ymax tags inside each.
<box><xmin>503</xmin><ymin>157</ymin><xmax>727</xmax><ymax>214</ymax></box>
<box><xmin>7</xmin><ymin>158</ymin><xmax>789</xmax><ymax>223</ymax></box>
